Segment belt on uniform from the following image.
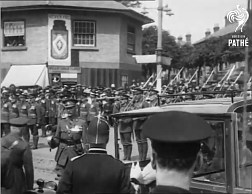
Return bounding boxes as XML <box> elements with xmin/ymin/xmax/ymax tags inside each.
<box><xmin>60</xmin><ymin>139</ymin><xmax>81</xmax><ymax>146</ymax></box>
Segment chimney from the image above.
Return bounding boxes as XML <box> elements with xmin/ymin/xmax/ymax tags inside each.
<box><xmin>177</xmin><ymin>36</ymin><xmax>183</xmax><ymax>45</ymax></box>
<box><xmin>213</xmin><ymin>24</ymin><xmax>220</xmax><ymax>33</ymax></box>
<box><xmin>185</xmin><ymin>33</ymin><xmax>191</xmax><ymax>44</ymax></box>
<box><xmin>224</xmin><ymin>16</ymin><xmax>232</xmax><ymax>26</ymax></box>
<box><xmin>205</xmin><ymin>29</ymin><xmax>211</xmax><ymax>37</ymax></box>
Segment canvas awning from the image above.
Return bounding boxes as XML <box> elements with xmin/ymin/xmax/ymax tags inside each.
<box><xmin>1</xmin><ymin>64</ymin><xmax>49</xmax><ymax>88</ymax></box>
<box><xmin>133</xmin><ymin>55</ymin><xmax>172</xmax><ymax>66</ymax></box>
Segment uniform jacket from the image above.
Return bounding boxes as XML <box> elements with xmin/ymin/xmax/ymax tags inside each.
<box><xmin>87</xmin><ymin>102</ymin><xmax>99</xmax><ymax>122</ymax></box>
<box><xmin>45</xmin><ymin>98</ymin><xmax>57</xmax><ymax>118</ymax></box>
<box><xmin>38</xmin><ymin>102</ymin><xmax>46</xmax><ymax>125</ymax></box>
<box><xmin>142</xmin><ymin>101</ymin><xmax>152</xmax><ymax>109</ymax></box>
<box><xmin>103</xmin><ymin>101</ymin><xmax>113</xmax><ymax>116</ymax></box>
<box><xmin>1</xmin><ymin>133</ymin><xmax>34</xmax><ymax>194</ymax></box>
<box><xmin>51</xmin><ymin>117</ymin><xmax>87</xmax><ymax>167</ymax></box>
<box><xmin>118</xmin><ymin>103</ymin><xmax>133</xmax><ymax>133</ymax></box>
<box><xmin>27</xmin><ymin>102</ymin><xmax>41</xmax><ymax>125</ymax></box>
<box><xmin>56</xmin><ymin>102</ymin><xmax>64</xmax><ymax>119</ymax></box>
<box><xmin>79</xmin><ymin>102</ymin><xmax>90</xmax><ymax>121</ymax></box>
<box><xmin>18</xmin><ymin>102</ymin><xmax>29</xmax><ymax>118</ymax></box>
<box><xmin>112</xmin><ymin>101</ymin><xmax>121</xmax><ymax>114</ymax></box>
<box><xmin>9</xmin><ymin>102</ymin><xmax>19</xmax><ymax>119</ymax></box>
<box><xmin>1</xmin><ymin>101</ymin><xmax>10</xmax><ymax>123</ymax></box>
<box><xmin>57</xmin><ymin>148</ymin><xmax>134</xmax><ymax>194</ymax></box>
<box><xmin>132</xmin><ymin>117</ymin><xmax>147</xmax><ymax>131</ymax></box>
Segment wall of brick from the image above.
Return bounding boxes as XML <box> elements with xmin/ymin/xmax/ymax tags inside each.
<box><xmin>1</xmin><ymin>10</ymin><xmax>48</xmax><ymax>67</ymax></box>
<box><xmin>1</xmin><ymin>8</ymin><xmax>145</xmax><ymax>86</ymax></box>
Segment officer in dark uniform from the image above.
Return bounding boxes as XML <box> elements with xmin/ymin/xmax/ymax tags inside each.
<box><xmin>1</xmin><ymin>117</ymin><xmax>34</xmax><ymax>194</ymax></box>
<box><xmin>9</xmin><ymin>95</ymin><xmax>19</xmax><ymax>120</ymax></box>
<box><xmin>48</xmin><ymin>99</ymin><xmax>88</xmax><ymax>180</ymax></box>
<box><xmin>27</xmin><ymin>95</ymin><xmax>41</xmax><ymax>149</ymax></box>
<box><xmin>1</xmin><ymin>96</ymin><xmax>10</xmax><ymax>136</ymax></box>
<box><xmin>103</xmin><ymin>97</ymin><xmax>114</xmax><ymax>126</ymax></box>
<box><xmin>78</xmin><ymin>97</ymin><xmax>90</xmax><ymax>124</ymax></box>
<box><xmin>118</xmin><ymin>95</ymin><xmax>133</xmax><ymax>161</ymax></box>
<box><xmin>141</xmin><ymin>111</ymin><xmax>212</xmax><ymax>194</ymax></box>
<box><xmin>57</xmin><ymin>112</ymin><xmax>134</xmax><ymax>194</ymax></box>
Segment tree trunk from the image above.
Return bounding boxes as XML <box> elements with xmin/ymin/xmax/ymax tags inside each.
<box><xmin>167</xmin><ymin>67</ymin><xmax>171</xmax><ymax>83</ymax></box>
<box><xmin>197</xmin><ymin>65</ymin><xmax>202</xmax><ymax>86</ymax></box>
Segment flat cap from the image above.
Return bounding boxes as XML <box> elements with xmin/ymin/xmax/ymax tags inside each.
<box><xmin>143</xmin><ymin>111</ymin><xmax>212</xmax><ymax>143</ymax></box>
<box><xmin>63</xmin><ymin>99</ymin><xmax>78</xmax><ymax>108</ymax></box>
<box><xmin>10</xmin><ymin>117</ymin><xmax>28</xmax><ymax>127</ymax></box>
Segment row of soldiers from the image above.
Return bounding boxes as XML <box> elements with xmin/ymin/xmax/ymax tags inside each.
<box><xmin>1</xmin><ymin>84</ymin><xmax>159</xmax><ymax>161</ymax></box>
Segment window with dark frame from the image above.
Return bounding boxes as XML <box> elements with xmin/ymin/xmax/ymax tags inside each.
<box><xmin>3</xmin><ymin>21</ymin><xmax>25</xmax><ymax>47</ymax></box>
<box><xmin>127</xmin><ymin>25</ymin><xmax>135</xmax><ymax>52</ymax></box>
<box><xmin>121</xmin><ymin>75</ymin><xmax>128</xmax><ymax>87</ymax></box>
<box><xmin>73</xmin><ymin>21</ymin><xmax>96</xmax><ymax>46</ymax></box>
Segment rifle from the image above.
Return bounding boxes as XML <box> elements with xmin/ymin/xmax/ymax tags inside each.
<box><xmin>162</xmin><ymin>67</ymin><xmax>184</xmax><ymax>94</ymax></box>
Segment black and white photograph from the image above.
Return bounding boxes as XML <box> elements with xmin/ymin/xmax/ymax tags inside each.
<box><xmin>1</xmin><ymin>0</ymin><xmax>252</xmax><ymax>193</ymax></box>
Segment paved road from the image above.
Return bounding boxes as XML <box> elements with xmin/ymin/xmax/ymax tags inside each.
<box><xmin>32</xmin><ymin>127</ymin><xmax>151</xmax><ymax>183</ymax></box>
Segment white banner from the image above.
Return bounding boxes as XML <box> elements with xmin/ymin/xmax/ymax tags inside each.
<box><xmin>48</xmin><ymin>14</ymin><xmax>71</xmax><ymax>66</ymax></box>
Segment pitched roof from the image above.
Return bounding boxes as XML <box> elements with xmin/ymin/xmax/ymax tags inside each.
<box><xmin>194</xmin><ymin>23</ymin><xmax>238</xmax><ymax>45</ymax></box>
<box><xmin>1</xmin><ymin>0</ymin><xmax>153</xmax><ymax>24</ymax></box>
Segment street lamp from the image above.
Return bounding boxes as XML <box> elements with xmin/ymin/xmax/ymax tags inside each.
<box><xmin>141</xmin><ymin>0</ymin><xmax>174</xmax><ymax>93</ymax></box>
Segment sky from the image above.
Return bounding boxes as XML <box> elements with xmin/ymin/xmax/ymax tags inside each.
<box><xmin>132</xmin><ymin>0</ymin><xmax>248</xmax><ymax>43</ymax></box>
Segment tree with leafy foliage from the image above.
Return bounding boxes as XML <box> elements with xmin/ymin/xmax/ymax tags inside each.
<box><xmin>141</xmin><ymin>25</ymin><xmax>180</xmax><ymax>81</ymax></box>
<box><xmin>192</xmin><ymin>34</ymin><xmax>247</xmax><ymax>84</ymax></box>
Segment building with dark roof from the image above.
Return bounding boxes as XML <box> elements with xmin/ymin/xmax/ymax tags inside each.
<box><xmin>1</xmin><ymin>0</ymin><xmax>153</xmax><ymax>87</ymax></box>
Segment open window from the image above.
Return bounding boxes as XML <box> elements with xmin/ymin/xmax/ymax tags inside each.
<box><xmin>3</xmin><ymin>21</ymin><xmax>25</xmax><ymax>47</ymax></box>
<box><xmin>193</xmin><ymin>121</ymin><xmax>226</xmax><ymax>185</ymax></box>
<box><xmin>235</xmin><ymin>112</ymin><xmax>252</xmax><ymax>189</ymax></box>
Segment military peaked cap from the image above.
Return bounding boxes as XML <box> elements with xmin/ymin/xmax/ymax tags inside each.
<box><xmin>143</xmin><ymin>111</ymin><xmax>212</xmax><ymax>143</ymax></box>
<box><xmin>63</xmin><ymin>99</ymin><xmax>78</xmax><ymax>108</ymax></box>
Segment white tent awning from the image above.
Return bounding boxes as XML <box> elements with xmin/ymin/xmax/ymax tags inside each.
<box><xmin>1</xmin><ymin>64</ymin><xmax>49</xmax><ymax>88</ymax></box>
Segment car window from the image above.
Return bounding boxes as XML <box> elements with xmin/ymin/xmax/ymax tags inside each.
<box><xmin>236</xmin><ymin>112</ymin><xmax>252</xmax><ymax>189</ymax></box>
<box><xmin>193</xmin><ymin>121</ymin><xmax>225</xmax><ymax>184</ymax></box>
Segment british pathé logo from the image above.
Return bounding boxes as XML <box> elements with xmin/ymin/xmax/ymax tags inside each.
<box><xmin>227</xmin><ymin>5</ymin><xmax>249</xmax><ymax>47</ymax></box>
<box><xmin>228</xmin><ymin>34</ymin><xmax>249</xmax><ymax>47</ymax></box>
<box><xmin>227</xmin><ymin>5</ymin><xmax>249</xmax><ymax>32</ymax></box>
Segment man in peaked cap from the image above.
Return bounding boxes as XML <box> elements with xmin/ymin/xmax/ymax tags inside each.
<box><xmin>1</xmin><ymin>117</ymin><xmax>34</xmax><ymax>194</ymax></box>
<box><xmin>140</xmin><ymin>111</ymin><xmax>212</xmax><ymax>194</ymax></box>
<box><xmin>57</xmin><ymin>112</ymin><xmax>134</xmax><ymax>194</ymax></box>
<box><xmin>48</xmin><ymin>98</ymin><xmax>87</xmax><ymax>180</ymax></box>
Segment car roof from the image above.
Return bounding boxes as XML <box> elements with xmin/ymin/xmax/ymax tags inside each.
<box><xmin>112</xmin><ymin>97</ymin><xmax>252</xmax><ymax>118</ymax></box>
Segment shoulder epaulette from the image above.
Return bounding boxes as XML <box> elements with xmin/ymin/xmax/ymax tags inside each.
<box><xmin>71</xmin><ymin>153</ymin><xmax>86</xmax><ymax>161</ymax></box>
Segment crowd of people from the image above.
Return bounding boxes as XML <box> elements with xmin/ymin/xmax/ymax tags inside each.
<box><xmin>1</xmin><ymin>80</ymin><xmax>251</xmax><ymax>194</ymax></box>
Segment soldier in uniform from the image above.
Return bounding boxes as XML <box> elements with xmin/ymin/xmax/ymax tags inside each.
<box><xmin>1</xmin><ymin>96</ymin><xmax>10</xmax><ymax>136</ymax></box>
<box><xmin>78</xmin><ymin>97</ymin><xmax>90</xmax><ymax>125</ymax></box>
<box><xmin>57</xmin><ymin>112</ymin><xmax>134</xmax><ymax>194</ymax></box>
<box><xmin>27</xmin><ymin>95</ymin><xmax>41</xmax><ymax>149</ymax></box>
<box><xmin>142</xmin><ymin>97</ymin><xmax>152</xmax><ymax>108</ymax></box>
<box><xmin>139</xmin><ymin>111</ymin><xmax>212</xmax><ymax>193</ymax></box>
<box><xmin>1</xmin><ymin>117</ymin><xmax>34</xmax><ymax>194</ymax></box>
<box><xmin>118</xmin><ymin>95</ymin><xmax>133</xmax><ymax>161</ymax></box>
<box><xmin>103</xmin><ymin>97</ymin><xmax>114</xmax><ymax>126</ymax></box>
<box><xmin>46</xmin><ymin>93</ymin><xmax>57</xmax><ymax>135</ymax></box>
<box><xmin>48</xmin><ymin>99</ymin><xmax>87</xmax><ymax>180</ymax></box>
<box><xmin>87</xmin><ymin>94</ymin><xmax>100</xmax><ymax>126</ymax></box>
<box><xmin>9</xmin><ymin>95</ymin><xmax>19</xmax><ymax>120</ymax></box>
<box><xmin>18</xmin><ymin>95</ymin><xmax>30</xmax><ymax>142</ymax></box>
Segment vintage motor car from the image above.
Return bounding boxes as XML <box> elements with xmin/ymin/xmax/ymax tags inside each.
<box><xmin>112</xmin><ymin>96</ymin><xmax>252</xmax><ymax>194</ymax></box>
